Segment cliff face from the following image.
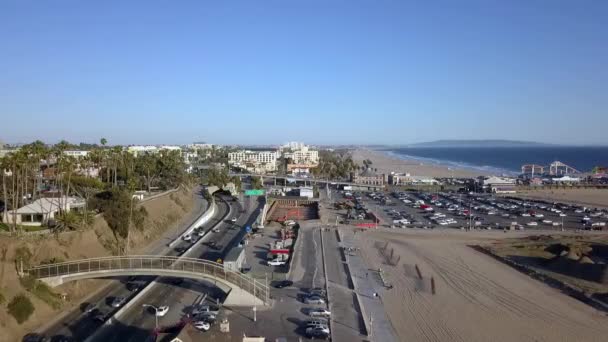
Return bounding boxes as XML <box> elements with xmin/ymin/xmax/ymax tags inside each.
<box><xmin>0</xmin><ymin>186</ymin><xmax>197</xmax><ymax>340</ymax></box>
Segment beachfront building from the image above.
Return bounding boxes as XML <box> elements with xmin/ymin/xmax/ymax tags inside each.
<box><xmin>482</xmin><ymin>176</ymin><xmax>517</xmax><ymax>193</ymax></box>
<box><xmin>228</xmin><ymin>150</ymin><xmax>279</xmax><ymax>173</ymax></box>
<box><xmin>551</xmin><ymin>175</ymin><xmax>581</xmax><ymax>184</ymax></box>
<box><xmin>351</xmin><ymin>170</ymin><xmax>385</xmax><ymax>186</ymax></box>
<box><xmin>3</xmin><ymin>197</ymin><xmax>86</xmax><ymax>226</ymax></box>
<box><xmin>388</xmin><ymin>172</ymin><xmax>411</xmax><ymax>185</ymax></box>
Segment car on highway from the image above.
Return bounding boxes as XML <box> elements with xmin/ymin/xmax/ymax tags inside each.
<box><xmin>110</xmin><ymin>297</ymin><xmax>126</xmax><ymax>308</ymax></box>
<box><xmin>267</xmin><ymin>259</ymin><xmax>286</xmax><ymax>266</ymax></box>
<box><xmin>126</xmin><ymin>281</ymin><xmax>142</xmax><ymax>292</ymax></box>
<box><xmin>193</xmin><ymin>320</ymin><xmax>211</xmax><ymax>331</ymax></box>
<box><xmin>308</xmin><ymin>308</ymin><xmax>331</xmax><ymax>317</ymax></box>
<box><xmin>197</xmin><ymin>229</ymin><xmax>205</xmax><ymax>236</ymax></box>
<box><xmin>22</xmin><ymin>333</ymin><xmax>50</xmax><ymax>342</ymax></box>
<box><xmin>304</xmin><ymin>295</ymin><xmax>326</xmax><ymax>304</ymax></box>
<box><xmin>212</xmin><ymin>227</ymin><xmax>220</xmax><ymax>233</ymax></box>
<box><xmin>155</xmin><ymin>305</ymin><xmax>169</xmax><ymax>317</ymax></box>
<box><xmin>183</xmin><ymin>234</ymin><xmax>192</xmax><ymax>241</ymax></box>
<box><xmin>306</xmin><ymin>326</ymin><xmax>330</xmax><ymax>339</ymax></box>
<box><xmin>231</xmin><ymin>217</ymin><xmax>237</xmax><ymax>223</ymax></box>
<box><xmin>272</xmin><ymin>280</ymin><xmax>293</xmax><ymax>288</ymax></box>
<box><xmin>91</xmin><ymin>309</ymin><xmax>106</xmax><ymax>323</ymax></box>
<box><xmin>174</xmin><ymin>246</ymin><xmax>187</xmax><ymax>254</ymax></box>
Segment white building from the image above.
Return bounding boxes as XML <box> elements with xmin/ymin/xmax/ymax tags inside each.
<box><xmin>187</xmin><ymin>143</ymin><xmax>214</xmax><ymax>150</ymax></box>
<box><xmin>482</xmin><ymin>176</ymin><xmax>516</xmax><ymax>193</ymax></box>
<box><xmin>228</xmin><ymin>150</ymin><xmax>279</xmax><ymax>173</ymax></box>
<box><xmin>127</xmin><ymin>145</ymin><xmax>158</xmax><ymax>156</ymax></box>
<box><xmin>3</xmin><ymin>197</ymin><xmax>85</xmax><ymax>226</ymax></box>
<box><xmin>63</xmin><ymin>150</ymin><xmax>89</xmax><ymax>158</ymax></box>
<box><xmin>282</xmin><ymin>142</ymin><xmax>305</xmax><ymax>150</ymax></box>
<box><xmin>285</xmin><ymin>146</ymin><xmax>319</xmax><ymax>165</ymax></box>
<box><xmin>159</xmin><ymin>145</ymin><xmax>182</xmax><ymax>152</ymax></box>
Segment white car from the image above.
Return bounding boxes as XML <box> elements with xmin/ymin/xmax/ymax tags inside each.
<box><xmin>183</xmin><ymin>234</ymin><xmax>192</xmax><ymax>241</ymax></box>
<box><xmin>193</xmin><ymin>320</ymin><xmax>211</xmax><ymax>331</ymax></box>
<box><xmin>559</xmin><ymin>213</ymin><xmax>567</xmax><ymax>217</ymax></box>
<box><xmin>267</xmin><ymin>259</ymin><xmax>286</xmax><ymax>266</ymax></box>
<box><xmin>197</xmin><ymin>229</ymin><xmax>205</xmax><ymax>236</ymax></box>
<box><xmin>308</xmin><ymin>308</ymin><xmax>331</xmax><ymax>317</ymax></box>
<box><xmin>231</xmin><ymin>217</ymin><xmax>237</xmax><ymax>223</ymax></box>
<box><xmin>534</xmin><ymin>214</ymin><xmax>544</xmax><ymax>218</ymax></box>
<box><xmin>212</xmin><ymin>227</ymin><xmax>220</xmax><ymax>233</ymax></box>
<box><xmin>527</xmin><ymin>222</ymin><xmax>538</xmax><ymax>226</ymax></box>
<box><xmin>542</xmin><ymin>220</ymin><xmax>553</xmax><ymax>225</ymax></box>
<box><xmin>521</xmin><ymin>213</ymin><xmax>531</xmax><ymax>217</ymax></box>
<box><xmin>156</xmin><ymin>306</ymin><xmax>169</xmax><ymax>317</ymax></box>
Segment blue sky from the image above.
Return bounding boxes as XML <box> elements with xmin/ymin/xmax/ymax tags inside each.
<box><xmin>1</xmin><ymin>0</ymin><xmax>607</xmax><ymax>145</ymax></box>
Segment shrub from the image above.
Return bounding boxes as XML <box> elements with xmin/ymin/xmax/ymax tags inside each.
<box><xmin>7</xmin><ymin>294</ymin><xmax>34</xmax><ymax>324</ymax></box>
<box><xmin>19</xmin><ymin>275</ymin><xmax>62</xmax><ymax>309</ymax></box>
<box><xmin>14</xmin><ymin>246</ymin><xmax>33</xmax><ymax>269</ymax></box>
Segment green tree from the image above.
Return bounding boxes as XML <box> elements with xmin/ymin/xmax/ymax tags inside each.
<box><xmin>251</xmin><ymin>176</ymin><xmax>263</xmax><ymax>189</ymax></box>
<box><xmin>7</xmin><ymin>293</ymin><xmax>34</xmax><ymax>324</ymax></box>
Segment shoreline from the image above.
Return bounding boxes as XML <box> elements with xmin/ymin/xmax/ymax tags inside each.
<box><xmin>351</xmin><ymin>148</ymin><xmax>490</xmax><ymax>178</ymax></box>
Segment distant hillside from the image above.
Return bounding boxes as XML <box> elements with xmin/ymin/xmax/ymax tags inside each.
<box><xmin>406</xmin><ymin>139</ymin><xmax>554</xmax><ymax>148</ymax></box>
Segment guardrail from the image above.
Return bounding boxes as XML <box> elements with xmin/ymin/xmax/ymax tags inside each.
<box><xmin>26</xmin><ymin>255</ymin><xmax>269</xmax><ymax>304</ymax></box>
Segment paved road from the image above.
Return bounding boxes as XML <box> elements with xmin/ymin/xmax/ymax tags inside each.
<box><xmin>89</xmin><ymin>195</ymin><xmax>257</xmax><ymax>341</ymax></box>
<box><xmin>322</xmin><ymin>228</ymin><xmax>366</xmax><ymax>342</ymax></box>
<box><xmin>38</xmin><ymin>189</ymin><xmax>211</xmax><ymax>341</ymax></box>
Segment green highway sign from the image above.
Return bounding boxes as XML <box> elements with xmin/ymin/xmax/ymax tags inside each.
<box><xmin>245</xmin><ymin>189</ymin><xmax>265</xmax><ymax>196</ymax></box>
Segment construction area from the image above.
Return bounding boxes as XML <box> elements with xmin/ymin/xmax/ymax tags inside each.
<box><xmin>264</xmin><ymin>197</ymin><xmax>319</xmax><ymax>224</ymax></box>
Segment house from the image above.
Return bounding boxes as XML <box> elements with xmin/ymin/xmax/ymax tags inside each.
<box><xmin>3</xmin><ymin>197</ymin><xmax>85</xmax><ymax>226</ymax></box>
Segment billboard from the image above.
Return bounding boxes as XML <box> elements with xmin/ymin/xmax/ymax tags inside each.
<box><xmin>245</xmin><ymin>189</ymin><xmax>265</xmax><ymax>196</ymax></box>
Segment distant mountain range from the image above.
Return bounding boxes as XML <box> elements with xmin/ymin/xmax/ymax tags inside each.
<box><xmin>402</xmin><ymin>139</ymin><xmax>556</xmax><ymax>148</ymax></box>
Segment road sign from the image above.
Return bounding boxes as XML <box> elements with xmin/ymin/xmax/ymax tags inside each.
<box><xmin>244</xmin><ymin>189</ymin><xmax>265</xmax><ymax>196</ymax></box>
<box><xmin>245</xmin><ymin>226</ymin><xmax>252</xmax><ymax>233</ymax></box>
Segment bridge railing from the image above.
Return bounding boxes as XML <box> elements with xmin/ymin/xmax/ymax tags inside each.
<box><xmin>26</xmin><ymin>255</ymin><xmax>269</xmax><ymax>304</ymax></box>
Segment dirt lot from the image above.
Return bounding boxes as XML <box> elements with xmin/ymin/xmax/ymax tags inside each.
<box><xmin>354</xmin><ymin>228</ymin><xmax>608</xmax><ymax>341</ymax></box>
<box><xmin>509</xmin><ymin>188</ymin><xmax>608</xmax><ymax>209</ymax></box>
<box><xmin>0</xmin><ymin>186</ymin><xmax>197</xmax><ymax>340</ymax></box>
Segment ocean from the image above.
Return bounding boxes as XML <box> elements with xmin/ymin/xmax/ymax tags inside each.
<box><xmin>380</xmin><ymin>146</ymin><xmax>608</xmax><ymax>175</ymax></box>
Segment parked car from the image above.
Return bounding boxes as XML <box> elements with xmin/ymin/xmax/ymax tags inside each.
<box><xmin>155</xmin><ymin>306</ymin><xmax>169</xmax><ymax>317</ymax></box>
<box><xmin>308</xmin><ymin>308</ymin><xmax>331</xmax><ymax>317</ymax></box>
<box><xmin>306</xmin><ymin>326</ymin><xmax>330</xmax><ymax>338</ymax></box>
<box><xmin>272</xmin><ymin>280</ymin><xmax>293</xmax><ymax>288</ymax></box>
<box><xmin>193</xmin><ymin>321</ymin><xmax>211</xmax><ymax>331</ymax></box>
<box><xmin>527</xmin><ymin>222</ymin><xmax>538</xmax><ymax>227</ymax></box>
<box><xmin>304</xmin><ymin>296</ymin><xmax>326</xmax><ymax>304</ymax></box>
<box><xmin>267</xmin><ymin>259</ymin><xmax>286</xmax><ymax>266</ymax></box>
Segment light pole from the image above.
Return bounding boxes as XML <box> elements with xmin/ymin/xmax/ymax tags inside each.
<box><xmin>142</xmin><ymin>304</ymin><xmax>159</xmax><ymax>329</ymax></box>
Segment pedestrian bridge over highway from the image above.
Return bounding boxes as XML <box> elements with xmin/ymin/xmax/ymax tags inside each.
<box><xmin>25</xmin><ymin>255</ymin><xmax>269</xmax><ymax>306</ymax></box>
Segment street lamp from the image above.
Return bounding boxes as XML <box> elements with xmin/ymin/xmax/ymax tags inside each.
<box><xmin>142</xmin><ymin>304</ymin><xmax>159</xmax><ymax>329</ymax></box>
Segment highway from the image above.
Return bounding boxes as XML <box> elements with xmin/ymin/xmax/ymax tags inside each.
<box><xmin>88</xmin><ymin>194</ymin><xmax>262</xmax><ymax>341</ymax></box>
<box><xmin>37</xmin><ymin>189</ymin><xmax>223</xmax><ymax>341</ymax></box>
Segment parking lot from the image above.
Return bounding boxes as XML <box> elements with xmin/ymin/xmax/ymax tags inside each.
<box><xmin>342</xmin><ymin>190</ymin><xmax>608</xmax><ymax>232</ymax></box>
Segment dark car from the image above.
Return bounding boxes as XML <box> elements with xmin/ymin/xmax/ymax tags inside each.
<box><xmin>22</xmin><ymin>334</ymin><xmax>49</xmax><ymax>342</ymax></box>
<box><xmin>272</xmin><ymin>280</ymin><xmax>293</xmax><ymax>288</ymax></box>
<box><xmin>170</xmin><ymin>278</ymin><xmax>184</xmax><ymax>285</ymax></box>
<box><xmin>126</xmin><ymin>281</ymin><xmax>141</xmax><ymax>291</ymax></box>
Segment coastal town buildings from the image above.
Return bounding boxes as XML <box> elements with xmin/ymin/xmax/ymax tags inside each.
<box><xmin>228</xmin><ymin>150</ymin><xmax>279</xmax><ymax>173</ymax></box>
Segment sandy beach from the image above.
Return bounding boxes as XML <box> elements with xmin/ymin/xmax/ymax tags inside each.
<box><xmin>351</xmin><ymin>148</ymin><xmax>486</xmax><ymax>178</ymax></box>
<box><xmin>355</xmin><ymin>228</ymin><xmax>608</xmax><ymax>342</ymax></box>
<box><xmin>508</xmin><ymin>189</ymin><xmax>608</xmax><ymax>209</ymax></box>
